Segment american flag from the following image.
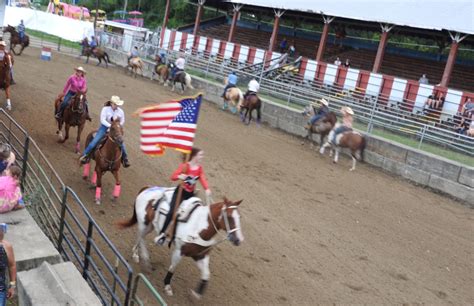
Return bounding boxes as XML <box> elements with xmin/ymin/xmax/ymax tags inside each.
<box><xmin>138</xmin><ymin>94</ymin><xmax>202</xmax><ymax>155</ymax></box>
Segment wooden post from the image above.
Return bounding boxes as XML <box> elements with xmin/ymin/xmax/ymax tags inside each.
<box><xmin>440</xmin><ymin>40</ymin><xmax>460</xmax><ymax>87</ymax></box>
<box><xmin>373</xmin><ymin>24</ymin><xmax>393</xmax><ymax>73</ymax></box>
<box><xmin>316</xmin><ymin>17</ymin><xmax>333</xmax><ymax>62</ymax></box>
<box><xmin>228</xmin><ymin>4</ymin><xmax>243</xmax><ymax>43</ymax></box>
<box><xmin>160</xmin><ymin>0</ymin><xmax>171</xmax><ymax>48</ymax></box>
<box><xmin>268</xmin><ymin>11</ymin><xmax>283</xmax><ymax>51</ymax></box>
<box><xmin>193</xmin><ymin>0</ymin><xmax>206</xmax><ymax>36</ymax></box>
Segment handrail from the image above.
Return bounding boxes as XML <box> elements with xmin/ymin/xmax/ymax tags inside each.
<box><xmin>130</xmin><ymin>273</ymin><xmax>167</xmax><ymax>306</ymax></box>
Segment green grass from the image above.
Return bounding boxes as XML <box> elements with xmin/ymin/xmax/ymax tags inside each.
<box><xmin>189</xmin><ymin>70</ymin><xmax>473</xmax><ymax>166</ymax></box>
<box><xmin>26</xmin><ymin>29</ymin><xmax>81</xmax><ymax>51</ymax></box>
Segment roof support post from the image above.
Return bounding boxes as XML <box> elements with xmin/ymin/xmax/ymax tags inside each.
<box><xmin>372</xmin><ymin>24</ymin><xmax>394</xmax><ymax>73</ymax></box>
<box><xmin>316</xmin><ymin>15</ymin><xmax>335</xmax><ymax>61</ymax></box>
<box><xmin>160</xmin><ymin>0</ymin><xmax>171</xmax><ymax>47</ymax></box>
<box><xmin>193</xmin><ymin>0</ymin><xmax>206</xmax><ymax>36</ymax></box>
<box><xmin>268</xmin><ymin>9</ymin><xmax>285</xmax><ymax>52</ymax></box>
<box><xmin>440</xmin><ymin>32</ymin><xmax>468</xmax><ymax>87</ymax></box>
<box><xmin>228</xmin><ymin>4</ymin><xmax>243</xmax><ymax>43</ymax></box>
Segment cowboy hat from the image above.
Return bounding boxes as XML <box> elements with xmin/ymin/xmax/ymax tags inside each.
<box><xmin>109</xmin><ymin>95</ymin><xmax>124</xmax><ymax>106</ymax></box>
<box><xmin>319</xmin><ymin>98</ymin><xmax>329</xmax><ymax>106</ymax></box>
<box><xmin>75</xmin><ymin>66</ymin><xmax>86</xmax><ymax>73</ymax></box>
<box><xmin>0</xmin><ymin>41</ymin><xmax>6</xmax><ymax>47</ymax></box>
<box><xmin>344</xmin><ymin>107</ymin><xmax>354</xmax><ymax>115</ymax></box>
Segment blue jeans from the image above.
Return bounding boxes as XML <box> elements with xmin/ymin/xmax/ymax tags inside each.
<box><xmin>83</xmin><ymin>125</ymin><xmax>128</xmax><ymax>159</ymax></box>
<box><xmin>19</xmin><ymin>31</ymin><xmax>25</xmax><ymax>42</ymax></box>
<box><xmin>309</xmin><ymin>113</ymin><xmax>324</xmax><ymax>125</ymax></box>
<box><xmin>58</xmin><ymin>90</ymin><xmax>76</xmax><ymax>114</ymax></box>
<box><xmin>0</xmin><ymin>290</ymin><xmax>6</xmax><ymax>306</ymax></box>
<box><xmin>332</xmin><ymin>126</ymin><xmax>352</xmax><ymax>143</ymax></box>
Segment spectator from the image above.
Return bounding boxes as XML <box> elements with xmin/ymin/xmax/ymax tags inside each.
<box><xmin>343</xmin><ymin>59</ymin><xmax>351</xmax><ymax>68</ymax></box>
<box><xmin>334</xmin><ymin>57</ymin><xmax>341</xmax><ymax>66</ymax></box>
<box><xmin>461</xmin><ymin>98</ymin><xmax>474</xmax><ymax>117</ymax></box>
<box><xmin>419</xmin><ymin>74</ymin><xmax>429</xmax><ymax>85</ymax></box>
<box><xmin>0</xmin><ymin>223</ymin><xmax>17</xmax><ymax>303</ymax></box>
<box><xmin>0</xmin><ymin>144</ymin><xmax>15</xmax><ymax>175</ymax></box>
<box><xmin>467</xmin><ymin>119</ymin><xmax>474</xmax><ymax>137</ymax></box>
<box><xmin>0</xmin><ymin>166</ymin><xmax>24</xmax><ymax>214</ymax></box>
<box><xmin>423</xmin><ymin>94</ymin><xmax>444</xmax><ymax>112</ymax></box>
<box><xmin>288</xmin><ymin>41</ymin><xmax>296</xmax><ymax>57</ymax></box>
<box><xmin>279</xmin><ymin>38</ymin><xmax>288</xmax><ymax>53</ymax></box>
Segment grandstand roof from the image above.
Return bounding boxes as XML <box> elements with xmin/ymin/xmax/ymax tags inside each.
<box><xmin>225</xmin><ymin>0</ymin><xmax>474</xmax><ymax>35</ymax></box>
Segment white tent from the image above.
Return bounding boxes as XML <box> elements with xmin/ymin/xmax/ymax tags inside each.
<box><xmin>226</xmin><ymin>0</ymin><xmax>474</xmax><ymax>35</ymax></box>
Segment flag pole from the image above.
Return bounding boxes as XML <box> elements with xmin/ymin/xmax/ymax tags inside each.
<box><xmin>166</xmin><ymin>152</ymin><xmax>191</xmax><ymax>243</ymax></box>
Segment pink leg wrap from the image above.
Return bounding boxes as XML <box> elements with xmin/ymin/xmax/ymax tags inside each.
<box><xmin>95</xmin><ymin>187</ymin><xmax>101</xmax><ymax>200</ymax></box>
<box><xmin>91</xmin><ymin>171</ymin><xmax>97</xmax><ymax>185</ymax></box>
<box><xmin>113</xmin><ymin>184</ymin><xmax>121</xmax><ymax>198</ymax></box>
<box><xmin>82</xmin><ymin>163</ymin><xmax>90</xmax><ymax>178</ymax></box>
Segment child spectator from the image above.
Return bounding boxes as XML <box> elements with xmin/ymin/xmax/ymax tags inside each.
<box><xmin>0</xmin><ymin>144</ymin><xmax>15</xmax><ymax>175</ymax></box>
<box><xmin>0</xmin><ymin>166</ymin><xmax>24</xmax><ymax>214</ymax></box>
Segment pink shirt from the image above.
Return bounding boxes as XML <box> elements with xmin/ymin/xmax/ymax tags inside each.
<box><xmin>63</xmin><ymin>74</ymin><xmax>87</xmax><ymax>94</ymax></box>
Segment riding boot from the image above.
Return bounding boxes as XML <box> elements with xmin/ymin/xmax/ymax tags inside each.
<box><xmin>122</xmin><ymin>157</ymin><xmax>130</xmax><ymax>168</ymax></box>
<box><xmin>79</xmin><ymin>153</ymin><xmax>91</xmax><ymax>164</ymax></box>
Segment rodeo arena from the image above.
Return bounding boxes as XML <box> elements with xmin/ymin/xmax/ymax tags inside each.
<box><xmin>0</xmin><ymin>0</ymin><xmax>473</xmax><ymax>304</ymax></box>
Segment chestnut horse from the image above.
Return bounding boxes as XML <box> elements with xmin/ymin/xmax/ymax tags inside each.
<box><xmin>82</xmin><ymin>43</ymin><xmax>110</xmax><ymax>68</ymax></box>
<box><xmin>116</xmin><ymin>186</ymin><xmax>244</xmax><ymax>299</ymax></box>
<box><xmin>82</xmin><ymin>118</ymin><xmax>124</xmax><ymax>204</ymax></box>
<box><xmin>240</xmin><ymin>94</ymin><xmax>262</xmax><ymax>125</ymax></box>
<box><xmin>153</xmin><ymin>55</ymin><xmax>168</xmax><ymax>84</ymax></box>
<box><xmin>54</xmin><ymin>93</ymin><xmax>88</xmax><ymax>152</ymax></box>
<box><xmin>223</xmin><ymin>87</ymin><xmax>244</xmax><ymax>114</ymax></box>
<box><xmin>319</xmin><ymin>124</ymin><xmax>367</xmax><ymax>171</ymax></box>
<box><xmin>0</xmin><ymin>53</ymin><xmax>12</xmax><ymax>110</ymax></box>
<box><xmin>302</xmin><ymin>112</ymin><xmax>337</xmax><ymax>148</ymax></box>
<box><xmin>3</xmin><ymin>25</ymin><xmax>29</xmax><ymax>55</ymax></box>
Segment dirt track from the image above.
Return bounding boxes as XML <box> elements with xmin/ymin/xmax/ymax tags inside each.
<box><xmin>6</xmin><ymin>47</ymin><xmax>474</xmax><ymax>305</ymax></box>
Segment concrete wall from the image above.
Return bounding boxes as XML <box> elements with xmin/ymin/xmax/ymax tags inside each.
<box><xmin>106</xmin><ymin>47</ymin><xmax>474</xmax><ymax>206</ymax></box>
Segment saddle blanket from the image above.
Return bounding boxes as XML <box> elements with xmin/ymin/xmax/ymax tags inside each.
<box><xmin>146</xmin><ymin>186</ymin><xmax>203</xmax><ymax>222</ymax></box>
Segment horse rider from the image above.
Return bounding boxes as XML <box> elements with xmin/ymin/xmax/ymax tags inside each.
<box><xmin>221</xmin><ymin>71</ymin><xmax>238</xmax><ymax>98</ymax></box>
<box><xmin>0</xmin><ymin>41</ymin><xmax>15</xmax><ymax>86</ymax></box>
<box><xmin>17</xmin><ymin>20</ymin><xmax>25</xmax><ymax>43</ymax></box>
<box><xmin>331</xmin><ymin>106</ymin><xmax>354</xmax><ymax>144</ymax></box>
<box><xmin>128</xmin><ymin>46</ymin><xmax>139</xmax><ymax>63</ymax></box>
<box><xmin>171</xmin><ymin>54</ymin><xmax>186</xmax><ymax>79</ymax></box>
<box><xmin>154</xmin><ymin>147</ymin><xmax>212</xmax><ymax>245</ymax></box>
<box><xmin>244</xmin><ymin>77</ymin><xmax>260</xmax><ymax>100</ymax></box>
<box><xmin>79</xmin><ymin>96</ymin><xmax>130</xmax><ymax>168</ymax></box>
<box><xmin>158</xmin><ymin>50</ymin><xmax>167</xmax><ymax>65</ymax></box>
<box><xmin>89</xmin><ymin>36</ymin><xmax>98</xmax><ymax>53</ymax></box>
<box><xmin>79</xmin><ymin>37</ymin><xmax>89</xmax><ymax>56</ymax></box>
<box><xmin>55</xmin><ymin>66</ymin><xmax>90</xmax><ymax>120</ymax></box>
<box><xmin>305</xmin><ymin>98</ymin><xmax>329</xmax><ymax>129</ymax></box>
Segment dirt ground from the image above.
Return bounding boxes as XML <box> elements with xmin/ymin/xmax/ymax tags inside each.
<box><xmin>5</xmin><ymin>48</ymin><xmax>474</xmax><ymax>305</ymax></box>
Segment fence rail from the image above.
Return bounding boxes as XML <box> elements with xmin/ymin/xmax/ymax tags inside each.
<box><xmin>0</xmin><ymin>109</ymin><xmax>166</xmax><ymax>305</ymax></box>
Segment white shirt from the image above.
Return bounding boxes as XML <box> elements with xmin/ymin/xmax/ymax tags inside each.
<box><xmin>248</xmin><ymin>79</ymin><xmax>260</xmax><ymax>92</ymax></box>
<box><xmin>100</xmin><ymin>106</ymin><xmax>125</xmax><ymax>128</ymax></box>
<box><xmin>175</xmin><ymin>57</ymin><xmax>185</xmax><ymax>70</ymax></box>
<box><xmin>334</xmin><ymin>59</ymin><xmax>341</xmax><ymax>66</ymax></box>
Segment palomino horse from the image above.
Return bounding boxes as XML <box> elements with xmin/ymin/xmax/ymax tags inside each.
<box><xmin>152</xmin><ymin>55</ymin><xmax>168</xmax><ymax>84</ymax></box>
<box><xmin>319</xmin><ymin>124</ymin><xmax>367</xmax><ymax>171</ymax></box>
<box><xmin>302</xmin><ymin>112</ymin><xmax>337</xmax><ymax>148</ymax></box>
<box><xmin>0</xmin><ymin>52</ymin><xmax>12</xmax><ymax>110</ymax></box>
<box><xmin>240</xmin><ymin>94</ymin><xmax>262</xmax><ymax>125</ymax></box>
<box><xmin>116</xmin><ymin>186</ymin><xmax>244</xmax><ymax>299</ymax></box>
<box><xmin>223</xmin><ymin>87</ymin><xmax>244</xmax><ymax>114</ymax></box>
<box><xmin>127</xmin><ymin>57</ymin><xmax>144</xmax><ymax>78</ymax></box>
<box><xmin>3</xmin><ymin>25</ymin><xmax>29</xmax><ymax>55</ymax></box>
<box><xmin>82</xmin><ymin>44</ymin><xmax>110</xmax><ymax>68</ymax></box>
<box><xmin>54</xmin><ymin>93</ymin><xmax>88</xmax><ymax>153</ymax></box>
<box><xmin>82</xmin><ymin>118</ymin><xmax>124</xmax><ymax>204</ymax></box>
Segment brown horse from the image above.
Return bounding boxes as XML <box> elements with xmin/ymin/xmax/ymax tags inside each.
<box><xmin>82</xmin><ymin>118</ymin><xmax>124</xmax><ymax>205</ymax></box>
<box><xmin>83</xmin><ymin>44</ymin><xmax>110</xmax><ymax>67</ymax></box>
<box><xmin>3</xmin><ymin>25</ymin><xmax>29</xmax><ymax>55</ymax></box>
<box><xmin>302</xmin><ymin>112</ymin><xmax>337</xmax><ymax>148</ymax></box>
<box><xmin>0</xmin><ymin>53</ymin><xmax>12</xmax><ymax>110</ymax></box>
<box><xmin>116</xmin><ymin>186</ymin><xmax>244</xmax><ymax>299</ymax></box>
<box><xmin>240</xmin><ymin>94</ymin><xmax>262</xmax><ymax>125</ymax></box>
<box><xmin>54</xmin><ymin>93</ymin><xmax>88</xmax><ymax>152</ymax></box>
<box><xmin>153</xmin><ymin>55</ymin><xmax>169</xmax><ymax>84</ymax></box>
<box><xmin>319</xmin><ymin>124</ymin><xmax>367</xmax><ymax>171</ymax></box>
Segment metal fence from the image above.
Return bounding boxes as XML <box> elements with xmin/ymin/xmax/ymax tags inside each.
<box><xmin>101</xmin><ymin>32</ymin><xmax>474</xmax><ymax>159</ymax></box>
<box><xmin>0</xmin><ymin>109</ymin><xmax>166</xmax><ymax>305</ymax></box>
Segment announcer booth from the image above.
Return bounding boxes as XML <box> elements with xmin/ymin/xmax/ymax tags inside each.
<box><xmin>101</xmin><ymin>20</ymin><xmax>149</xmax><ymax>52</ymax></box>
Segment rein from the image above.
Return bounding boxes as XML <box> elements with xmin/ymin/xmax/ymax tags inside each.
<box><xmin>98</xmin><ymin>135</ymin><xmax>122</xmax><ymax>168</ymax></box>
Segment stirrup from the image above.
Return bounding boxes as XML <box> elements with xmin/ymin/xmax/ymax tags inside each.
<box><xmin>154</xmin><ymin>233</ymin><xmax>166</xmax><ymax>245</ymax></box>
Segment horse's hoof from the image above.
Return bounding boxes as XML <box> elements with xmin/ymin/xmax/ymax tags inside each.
<box><xmin>132</xmin><ymin>254</ymin><xmax>140</xmax><ymax>263</ymax></box>
<box><xmin>349</xmin><ymin>168</ymin><xmax>355</xmax><ymax>172</ymax></box>
<box><xmin>95</xmin><ymin>198</ymin><xmax>101</xmax><ymax>205</ymax></box>
<box><xmin>190</xmin><ymin>289</ymin><xmax>202</xmax><ymax>300</ymax></box>
<box><xmin>164</xmin><ymin>285</ymin><xmax>173</xmax><ymax>296</ymax></box>
<box><xmin>82</xmin><ymin>176</ymin><xmax>88</xmax><ymax>181</ymax></box>
<box><xmin>111</xmin><ymin>196</ymin><xmax>117</xmax><ymax>202</ymax></box>
<box><xmin>6</xmin><ymin>105</ymin><xmax>11</xmax><ymax>111</ymax></box>
<box><xmin>333</xmin><ymin>160</ymin><xmax>337</xmax><ymax>164</ymax></box>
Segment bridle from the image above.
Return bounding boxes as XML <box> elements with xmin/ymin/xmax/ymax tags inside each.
<box><xmin>70</xmin><ymin>94</ymin><xmax>85</xmax><ymax>114</ymax></box>
<box><xmin>98</xmin><ymin>124</ymin><xmax>123</xmax><ymax>167</ymax></box>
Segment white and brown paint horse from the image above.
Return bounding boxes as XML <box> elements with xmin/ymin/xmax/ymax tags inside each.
<box><xmin>116</xmin><ymin>186</ymin><xmax>244</xmax><ymax>299</ymax></box>
<box><xmin>319</xmin><ymin>124</ymin><xmax>367</xmax><ymax>171</ymax></box>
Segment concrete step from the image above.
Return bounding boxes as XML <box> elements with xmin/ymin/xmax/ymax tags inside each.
<box><xmin>18</xmin><ymin>261</ymin><xmax>101</xmax><ymax>306</ymax></box>
<box><xmin>0</xmin><ymin>209</ymin><xmax>62</xmax><ymax>271</ymax></box>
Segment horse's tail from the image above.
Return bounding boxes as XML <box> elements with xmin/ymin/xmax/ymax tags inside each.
<box><xmin>359</xmin><ymin>136</ymin><xmax>367</xmax><ymax>161</ymax></box>
<box><xmin>104</xmin><ymin>52</ymin><xmax>110</xmax><ymax>63</ymax></box>
<box><xmin>116</xmin><ymin>203</ymin><xmax>138</xmax><ymax>229</ymax></box>
<box><xmin>185</xmin><ymin>73</ymin><xmax>194</xmax><ymax>89</ymax></box>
